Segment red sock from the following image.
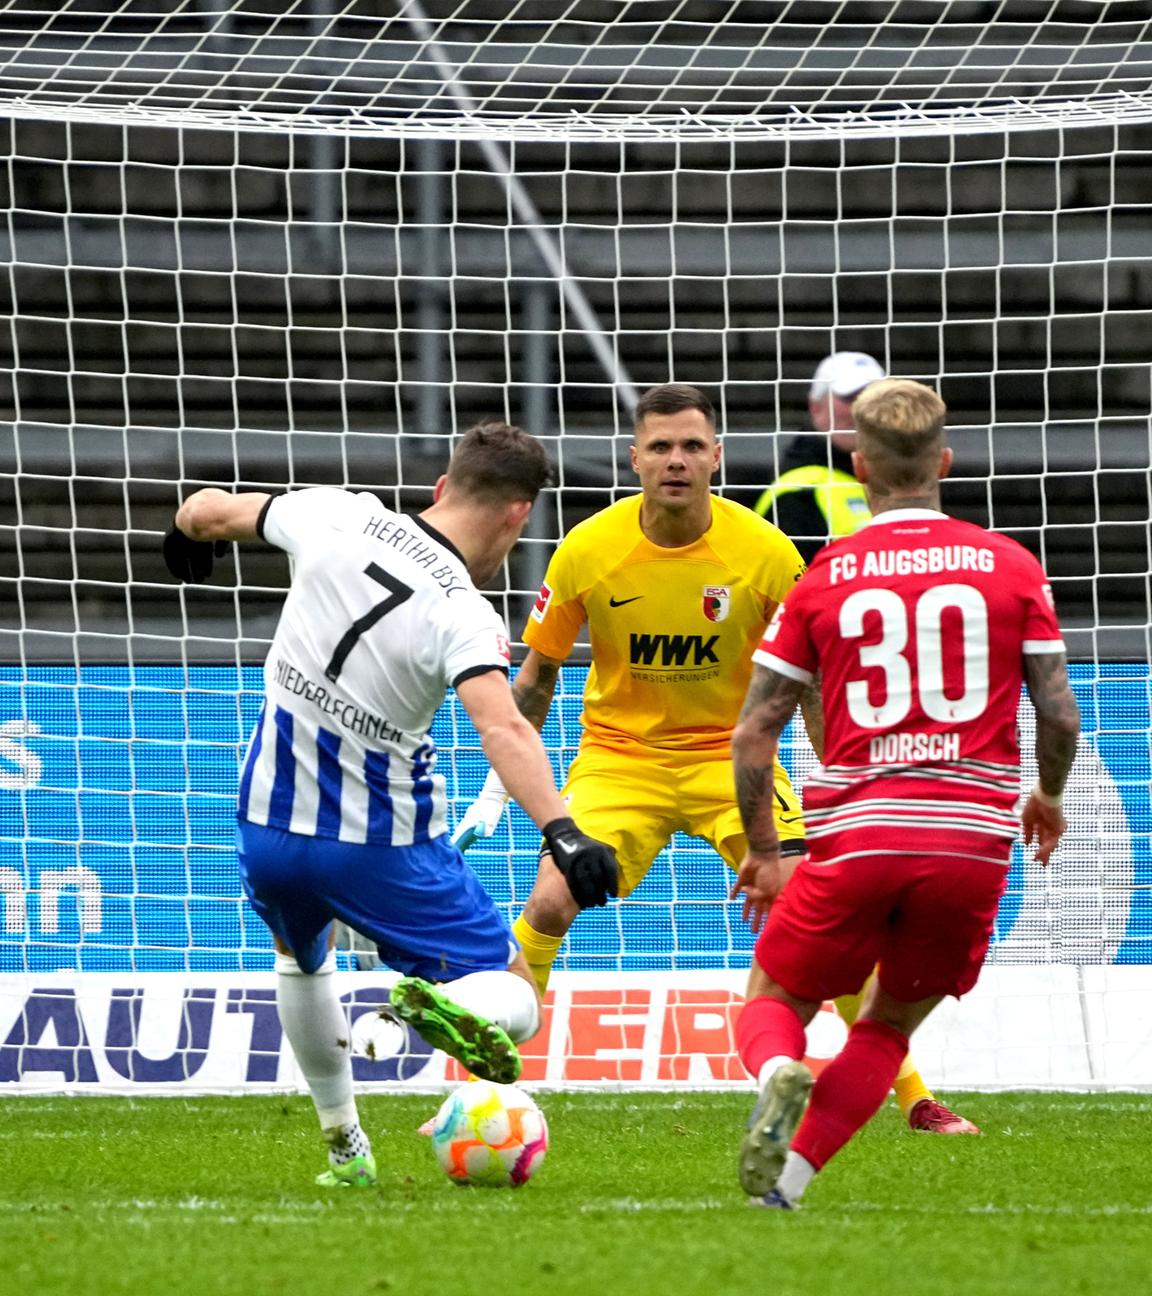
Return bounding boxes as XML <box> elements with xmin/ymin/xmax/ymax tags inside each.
<box><xmin>735</xmin><ymin>994</ymin><xmax>806</xmax><ymax>1078</ymax></box>
<box><xmin>791</xmin><ymin>1018</ymin><xmax>908</xmax><ymax>1170</ymax></box>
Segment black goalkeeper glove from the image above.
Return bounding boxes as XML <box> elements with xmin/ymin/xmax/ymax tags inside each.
<box><xmin>542</xmin><ymin>817</ymin><xmax>619</xmax><ymax>909</ymax></box>
<box><xmin>162</xmin><ymin>527</ymin><xmax>228</xmax><ymax>584</ymax></box>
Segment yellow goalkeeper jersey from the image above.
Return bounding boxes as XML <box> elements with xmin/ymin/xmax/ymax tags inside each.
<box><xmin>523</xmin><ymin>493</ymin><xmax>806</xmax><ymax>754</ymax></box>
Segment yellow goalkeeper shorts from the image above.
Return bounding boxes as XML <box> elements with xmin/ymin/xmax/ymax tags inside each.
<box><xmin>558</xmin><ymin>742</ymin><xmax>804</xmax><ymax>899</ymax></box>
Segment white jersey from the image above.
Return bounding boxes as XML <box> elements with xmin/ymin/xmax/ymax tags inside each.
<box><xmin>238</xmin><ymin>488</ymin><xmax>511</xmax><ymax>846</ymax></box>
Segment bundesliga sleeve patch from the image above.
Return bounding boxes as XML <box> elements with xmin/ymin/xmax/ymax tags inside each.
<box><xmin>530</xmin><ymin>581</ymin><xmax>552</xmax><ymax>624</ymax></box>
<box><xmin>762</xmin><ymin>603</ymin><xmax>785</xmax><ymax>643</ymax></box>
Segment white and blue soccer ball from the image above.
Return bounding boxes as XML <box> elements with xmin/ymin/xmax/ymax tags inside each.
<box><xmin>428</xmin><ymin>1080</ymin><xmax>549</xmax><ymax>1188</ymax></box>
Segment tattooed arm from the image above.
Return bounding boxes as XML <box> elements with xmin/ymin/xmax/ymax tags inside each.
<box><xmin>729</xmin><ymin>664</ymin><xmax>806</xmax><ymax>929</ymax></box>
<box><xmin>798</xmin><ymin>675</ymin><xmax>825</xmax><ymax>761</ymax></box>
<box><xmin>733</xmin><ymin>663</ymin><xmax>806</xmax><ymax>849</ymax></box>
<box><xmin>1021</xmin><ymin>651</ymin><xmax>1080</xmax><ymax>865</ymax></box>
<box><xmin>510</xmin><ymin>647</ymin><xmax>564</xmax><ymax>730</ymax></box>
<box><xmin>1024</xmin><ymin>651</ymin><xmax>1080</xmax><ymax>797</ymax></box>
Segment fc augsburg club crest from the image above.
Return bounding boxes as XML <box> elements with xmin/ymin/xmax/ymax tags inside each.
<box><xmin>702</xmin><ymin>585</ymin><xmax>730</xmax><ymax>622</ymax></box>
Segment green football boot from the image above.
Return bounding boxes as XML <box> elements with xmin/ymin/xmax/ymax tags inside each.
<box><xmin>316</xmin><ymin>1126</ymin><xmax>377</xmax><ymax>1187</ymax></box>
<box><xmin>388</xmin><ymin>976</ymin><xmax>522</xmax><ymax>1084</ymax></box>
<box><xmin>315</xmin><ymin>1153</ymin><xmax>377</xmax><ymax>1188</ymax></box>
<box><xmin>738</xmin><ymin>1060</ymin><xmax>813</xmax><ymax>1197</ymax></box>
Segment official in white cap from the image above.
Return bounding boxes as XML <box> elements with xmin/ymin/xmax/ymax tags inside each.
<box><xmin>754</xmin><ymin>351</ymin><xmax>886</xmax><ymax>562</ymax></box>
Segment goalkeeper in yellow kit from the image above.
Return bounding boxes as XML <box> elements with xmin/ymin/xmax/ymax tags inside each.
<box><xmin>456</xmin><ymin>382</ymin><xmax>977</xmax><ymax>1135</ymax></box>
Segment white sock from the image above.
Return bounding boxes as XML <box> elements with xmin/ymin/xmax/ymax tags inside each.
<box><xmin>441</xmin><ymin>970</ymin><xmax>541</xmax><ymax>1043</ymax></box>
<box><xmin>324</xmin><ymin>1122</ymin><xmax>372</xmax><ymax>1166</ymax></box>
<box><xmin>276</xmin><ymin>951</ymin><xmax>362</xmax><ymax>1133</ymax></box>
<box><xmin>757</xmin><ymin>1055</ymin><xmax>795</xmax><ymax>1088</ymax></box>
<box><xmin>776</xmin><ymin>1151</ymin><xmax>817</xmax><ymax>1203</ymax></box>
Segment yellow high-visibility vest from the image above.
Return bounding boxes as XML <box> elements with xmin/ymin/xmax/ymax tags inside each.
<box><xmin>754</xmin><ymin>464</ymin><xmax>872</xmax><ymax>538</ymax></box>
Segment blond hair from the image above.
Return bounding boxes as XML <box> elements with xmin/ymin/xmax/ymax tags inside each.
<box><xmin>853</xmin><ymin>379</ymin><xmax>947</xmax><ymax>492</ymax></box>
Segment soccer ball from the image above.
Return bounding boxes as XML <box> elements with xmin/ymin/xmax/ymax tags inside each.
<box><xmin>428</xmin><ymin>1080</ymin><xmax>549</xmax><ymax>1187</ymax></box>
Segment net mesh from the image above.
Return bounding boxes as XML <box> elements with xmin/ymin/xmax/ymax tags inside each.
<box><xmin>1</xmin><ymin>664</ymin><xmax>1148</xmax><ymax>973</ymax></box>
<box><xmin>0</xmin><ymin>3</ymin><xmax>1150</xmax><ymax>1072</ymax></box>
<box><xmin>1</xmin><ymin>1</ymin><xmax>1151</xmax><ymax>138</ymax></box>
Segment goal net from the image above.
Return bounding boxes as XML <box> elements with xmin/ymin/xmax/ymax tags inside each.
<box><xmin>1</xmin><ymin>1</ymin><xmax>1150</xmax><ymax>1090</ymax></box>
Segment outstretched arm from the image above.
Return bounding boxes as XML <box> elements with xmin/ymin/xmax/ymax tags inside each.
<box><xmin>1021</xmin><ymin>651</ymin><xmax>1080</xmax><ymax>865</ymax></box>
<box><xmin>175</xmin><ymin>488</ymin><xmax>270</xmax><ymax>543</ymax></box>
<box><xmin>455</xmin><ymin>670</ymin><xmax>570</xmax><ymax>830</ymax></box>
<box><xmin>455</xmin><ymin>669</ymin><xmax>617</xmax><ymax>907</ymax></box>
<box><xmin>165</xmin><ymin>488</ymin><xmax>271</xmax><ymax>584</ymax></box>
<box><xmin>729</xmin><ymin>663</ymin><xmax>806</xmax><ymax>929</ymax></box>
<box><xmin>451</xmin><ymin>645</ymin><xmax>566</xmax><ymax>849</ymax></box>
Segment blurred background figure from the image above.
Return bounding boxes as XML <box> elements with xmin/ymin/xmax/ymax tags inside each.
<box><xmin>755</xmin><ymin>351</ymin><xmax>886</xmax><ymax>562</ymax></box>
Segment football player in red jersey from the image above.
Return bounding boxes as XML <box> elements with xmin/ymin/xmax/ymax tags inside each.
<box><xmin>729</xmin><ymin>378</ymin><xmax>1081</xmax><ymax>1208</ymax></box>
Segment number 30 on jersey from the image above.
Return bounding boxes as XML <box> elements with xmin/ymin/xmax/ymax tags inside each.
<box><xmin>839</xmin><ymin>583</ymin><xmax>989</xmax><ymax>728</ymax></box>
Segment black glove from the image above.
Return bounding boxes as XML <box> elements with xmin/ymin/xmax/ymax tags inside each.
<box><xmin>162</xmin><ymin>527</ymin><xmax>228</xmax><ymax>584</ymax></box>
<box><xmin>542</xmin><ymin>816</ymin><xmax>619</xmax><ymax>909</ymax></box>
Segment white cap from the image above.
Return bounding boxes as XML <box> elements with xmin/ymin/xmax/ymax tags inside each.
<box><xmin>810</xmin><ymin>351</ymin><xmax>886</xmax><ymax>400</ymax></box>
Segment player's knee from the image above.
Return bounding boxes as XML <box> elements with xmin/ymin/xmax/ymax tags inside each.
<box><xmin>744</xmin><ymin>958</ymin><xmax>776</xmax><ymax>1000</ymax></box>
<box><xmin>275</xmin><ymin>948</ymin><xmax>335</xmax><ymax>976</ymax></box>
<box><xmin>506</xmin><ymin>972</ymin><xmax>542</xmax><ymax>1043</ymax></box>
<box><xmin>860</xmin><ymin>987</ymin><xmax>940</xmax><ymax>1037</ymax></box>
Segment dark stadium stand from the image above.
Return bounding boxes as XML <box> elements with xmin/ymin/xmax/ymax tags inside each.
<box><xmin>1</xmin><ymin>3</ymin><xmax>1149</xmax><ymax>660</ymax></box>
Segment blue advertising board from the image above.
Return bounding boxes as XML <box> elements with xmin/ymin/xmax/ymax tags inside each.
<box><xmin>0</xmin><ymin>664</ymin><xmax>1149</xmax><ymax>972</ymax></box>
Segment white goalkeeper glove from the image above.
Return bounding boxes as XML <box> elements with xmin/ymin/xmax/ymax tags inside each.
<box><xmin>451</xmin><ymin>768</ymin><xmax>510</xmax><ymax>851</ymax></box>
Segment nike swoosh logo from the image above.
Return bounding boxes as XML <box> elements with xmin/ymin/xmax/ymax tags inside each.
<box><xmin>608</xmin><ymin>596</ymin><xmax>643</xmax><ymax>607</ymax></box>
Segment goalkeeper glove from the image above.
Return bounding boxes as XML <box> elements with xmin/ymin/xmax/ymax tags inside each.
<box><xmin>451</xmin><ymin>769</ymin><xmax>510</xmax><ymax>851</ymax></box>
<box><xmin>162</xmin><ymin>527</ymin><xmax>228</xmax><ymax>584</ymax></box>
<box><xmin>542</xmin><ymin>817</ymin><xmax>619</xmax><ymax>910</ymax></box>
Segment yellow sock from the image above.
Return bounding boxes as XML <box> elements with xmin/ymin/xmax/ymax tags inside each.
<box><xmin>512</xmin><ymin>914</ymin><xmax>564</xmax><ymax>995</ymax></box>
<box><xmin>833</xmin><ymin>987</ymin><xmax>866</xmax><ymax>1026</ymax></box>
<box><xmin>892</xmin><ymin>1059</ymin><xmax>933</xmax><ymax>1117</ymax></box>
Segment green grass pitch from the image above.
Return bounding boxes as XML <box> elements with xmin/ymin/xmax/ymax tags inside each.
<box><xmin>2</xmin><ymin>1092</ymin><xmax>1147</xmax><ymax>1296</ymax></box>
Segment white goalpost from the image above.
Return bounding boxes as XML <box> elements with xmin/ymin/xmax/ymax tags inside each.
<box><xmin>1</xmin><ymin>1</ymin><xmax>1151</xmax><ymax>1091</ymax></box>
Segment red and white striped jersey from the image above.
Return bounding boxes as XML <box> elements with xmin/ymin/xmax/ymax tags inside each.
<box><xmin>754</xmin><ymin>508</ymin><xmax>1066</xmax><ymax>864</ymax></box>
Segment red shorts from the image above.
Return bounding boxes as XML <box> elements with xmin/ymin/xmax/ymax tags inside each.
<box><xmin>754</xmin><ymin>851</ymin><xmax>1010</xmax><ymax>1003</ymax></box>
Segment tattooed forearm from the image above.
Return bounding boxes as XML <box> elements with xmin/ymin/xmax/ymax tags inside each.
<box><xmin>1035</xmin><ymin>715</ymin><xmax>1078</xmax><ymax>798</ymax></box>
<box><xmin>735</xmin><ymin>762</ymin><xmax>780</xmax><ymax>852</ymax></box>
<box><xmin>737</xmin><ymin>664</ymin><xmax>807</xmax><ymax>736</ymax></box>
<box><xmin>733</xmin><ymin>666</ymin><xmax>805</xmax><ymax>850</ymax></box>
<box><xmin>511</xmin><ymin>654</ymin><xmax>561</xmax><ymax>731</ymax></box>
<box><xmin>1023</xmin><ymin>652</ymin><xmax>1081</xmax><ymax>796</ymax></box>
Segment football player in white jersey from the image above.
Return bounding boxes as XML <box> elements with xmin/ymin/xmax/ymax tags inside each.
<box><xmin>164</xmin><ymin>422</ymin><xmax>617</xmax><ymax>1188</ymax></box>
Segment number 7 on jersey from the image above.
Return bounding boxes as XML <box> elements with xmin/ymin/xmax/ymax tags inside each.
<box><xmin>325</xmin><ymin>562</ymin><xmax>414</xmax><ymax>682</ymax></box>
